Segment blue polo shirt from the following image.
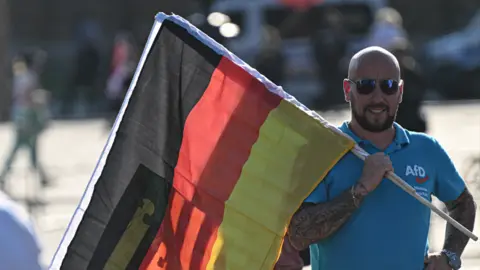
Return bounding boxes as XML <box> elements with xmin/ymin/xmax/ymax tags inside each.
<box><xmin>305</xmin><ymin>122</ymin><xmax>465</xmax><ymax>270</ymax></box>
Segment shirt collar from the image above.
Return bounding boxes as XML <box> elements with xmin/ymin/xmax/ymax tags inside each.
<box><xmin>339</xmin><ymin>121</ymin><xmax>410</xmax><ymax>146</ymax></box>
<box><xmin>393</xmin><ymin>122</ymin><xmax>410</xmax><ymax>146</ymax></box>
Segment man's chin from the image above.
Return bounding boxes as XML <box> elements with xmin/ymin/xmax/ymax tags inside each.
<box><xmin>353</xmin><ymin>112</ymin><xmax>396</xmax><ymax>132</ymax></box>
<box><xmin>362</xmin><ymin>119</ymin><xmax>392</xmax><ymax>132</ymax></box>
<box><xmin>366</xmin><ymin>125</ymin><xmax>389</xmax><ymax>132</ymax></box>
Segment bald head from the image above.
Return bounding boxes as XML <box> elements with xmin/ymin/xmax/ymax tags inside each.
<box><xmin>348</xmin><ymin>46</ymin><xmax>400</xmax><ymax>80</ymax></box>
<box><xmin>345</xmin><ymin>46</ymin><xmax>404</xmax><ymax>133</ymax></box>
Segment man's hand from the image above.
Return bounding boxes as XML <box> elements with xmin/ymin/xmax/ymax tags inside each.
<box><xmin>358</xmin><ymin>153</ymin><xmax>393</xmax><ymax>193</ymax></box>
<box><xmin>424</xmin><ymin>253</ymin><xmax>452</xmax><ymax>270</ymax></box>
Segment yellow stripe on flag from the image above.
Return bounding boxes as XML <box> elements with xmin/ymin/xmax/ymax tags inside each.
<box><xmin>207</xmin><ymin>100</ymin><xmax>354</xmax><ymax>269</ymax></box>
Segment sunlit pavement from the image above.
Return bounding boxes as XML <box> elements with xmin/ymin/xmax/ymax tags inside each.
<box><xmin>0</xmin><ymin>101</ymin><xmax>478</xmax><ymax>269</ymax></box>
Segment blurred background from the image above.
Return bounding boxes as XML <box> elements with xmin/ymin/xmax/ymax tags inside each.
<box><xmin>0</xmin><ymin>0</ymin><xmax>479</xmax><ymax>269</ymax></box>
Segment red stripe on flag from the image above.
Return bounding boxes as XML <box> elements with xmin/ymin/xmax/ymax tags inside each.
<box><xmin>139</xmin><ymin>57</ymin><xmax>282</xmax><ymax>269</ymax></box>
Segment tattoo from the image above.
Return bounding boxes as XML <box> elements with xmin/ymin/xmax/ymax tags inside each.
<box><xmin>287</xmin><ymin>183</ymin><xmax>368</xmax><ymax>251</ymax></box>
<box><xmin>274</xmin><ymin>236</ymin><xmax>305</xmax><ymax>270</ymax></box>
<box><xmin>443</xmin><ymin>188</ymin><xmax>477</xmax><ymax>256</ymax></box>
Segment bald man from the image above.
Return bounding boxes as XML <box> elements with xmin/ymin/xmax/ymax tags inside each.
<box><xmin>275</xmin><ymin>47</ymin><xmax>476</xmax><ymax>270</ymax></box>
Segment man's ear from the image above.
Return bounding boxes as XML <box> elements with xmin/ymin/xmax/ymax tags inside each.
<box><xmin>343</xmin><ymin>79</ymin><xmax>351</xmax><ymax>102</ymax></box>
<box><xmin>398</xmin><ymin>79</ymin><xmax>404</xmax><ymax>103</ymax></box>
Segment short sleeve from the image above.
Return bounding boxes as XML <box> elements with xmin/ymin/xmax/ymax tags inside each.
<box><xmin>432</xmin><ymin>138</ymin><xmax>466</xmax><ymax>202</ymax></box>
<box><xmin>303</xmin><ymin>173</ymin><xmax>331</xmax><ymax>204</ymax></box>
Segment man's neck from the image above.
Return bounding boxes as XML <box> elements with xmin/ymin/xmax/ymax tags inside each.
<box><xmin>348</xmin><ymin>120</ymin><xmax>396</xmax><ymax>151</ymax></box>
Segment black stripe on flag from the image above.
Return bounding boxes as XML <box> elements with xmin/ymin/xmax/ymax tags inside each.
<box><xmin>60</xmin><ymin>19</ymin><xmax>221</xmax><ymax>270</ymax></box>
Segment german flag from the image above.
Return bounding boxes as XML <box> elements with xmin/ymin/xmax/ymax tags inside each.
<box><xmin>50</xmin><ymin>13</ymin><xmax>354</xmax><ymax>270</ymax></box>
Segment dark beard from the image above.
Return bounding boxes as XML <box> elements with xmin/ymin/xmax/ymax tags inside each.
<box><xmin>352</xmin><ymin>108</ymin><xmax>396</xmax><ymax>132</ymax></box>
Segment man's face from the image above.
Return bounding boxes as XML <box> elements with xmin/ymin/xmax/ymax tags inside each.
<box><xmin>344</xmin><ymin>55</ymin><xmax>403</xmax><ymax>132</ymax></box>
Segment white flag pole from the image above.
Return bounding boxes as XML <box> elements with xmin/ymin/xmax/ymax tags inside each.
<box><xmin>329</xmin><ymin>126</ymin><xmax>478</xmax><ymax>241</ymax></box>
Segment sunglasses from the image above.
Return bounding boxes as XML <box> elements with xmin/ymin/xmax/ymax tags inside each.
<box><xmin>347</xmin><ymin>79</ymin><xmax>400</xmax><ymax>95</ymax></box>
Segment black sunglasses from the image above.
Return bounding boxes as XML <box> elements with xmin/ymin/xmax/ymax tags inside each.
<box><xmin>347</xmin><ymin>79</ymin><xmax>400</xmax><ymax>95</ymax></box>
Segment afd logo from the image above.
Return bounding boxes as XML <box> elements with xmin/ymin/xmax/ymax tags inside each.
<box><xmin>405</xmin><ymin>165</ymin><xmax>429</xmax><ymax>184</ymax></box>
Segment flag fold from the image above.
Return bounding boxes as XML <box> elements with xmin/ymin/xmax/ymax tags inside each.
<box><xmin>50</xmin><ymin>13</ymin><xmax>355</xmax><ymax>270</ymax></box>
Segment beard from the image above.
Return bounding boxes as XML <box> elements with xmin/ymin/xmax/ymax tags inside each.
<box><xmin>351</xmin><ymin>101</ymin><xmax>397</xmax><ymax>133</ymax></box>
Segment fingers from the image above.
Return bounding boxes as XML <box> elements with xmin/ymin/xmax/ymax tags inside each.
<box><xmin>424</xmin><ymin>255</ymin><xmax>429</xmax><ymax>264</ymax></box>
<box><xmin>425</xmin><ymin>261</ymin><xmax>435</xmax><ymax>270</ymax></box>
<box><xmin>379</xmin><ymin>153</ymin><xmax>393</xmax><ymax>172</ymax></box>
<box><xmin>365</xmin><ymin>153</ymin><xmax>394</xmax><ymax>173</ymax></box>
<box><xmin>385</xmin><ymin>160</ymin><xmax>394</xmax><ymax>172</ymax></box>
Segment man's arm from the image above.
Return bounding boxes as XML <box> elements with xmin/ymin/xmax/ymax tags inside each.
<box><xmin>443</xmin><ymin>187</ymin><xmax>477</xmax><ymax>255</ymax></box>
<box><xmin>287</xmin><ymin>183</ymin><xmax>368</xmax><ymax>251</ymax></box>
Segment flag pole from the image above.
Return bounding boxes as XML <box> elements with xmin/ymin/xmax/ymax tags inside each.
<box><xmin>349</xmin><ymin>141</ymin><xmax>478</xmax><ymax>241</ymax></box>
<box><xmin>318</xmin><ymin>123</ymin><xmax>478</xmax><ymax>241</ymax></box>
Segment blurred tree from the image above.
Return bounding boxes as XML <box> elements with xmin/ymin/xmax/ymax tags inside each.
<box><xmin>0</xmin><ymin>0</ymin><xmax>9</xmax><ymax>121</ymax></box>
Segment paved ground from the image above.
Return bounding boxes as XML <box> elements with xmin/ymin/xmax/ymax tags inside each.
<box><xmin>0</xmin><ymin>101</ymin><xmax>478</xmax><ymax>269</ymax></box>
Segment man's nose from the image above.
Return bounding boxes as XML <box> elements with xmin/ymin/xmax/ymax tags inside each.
<box><xmin>370</xmin><ymin>85</ymin><xmax>384</xmax><ymax>101</ymax></box>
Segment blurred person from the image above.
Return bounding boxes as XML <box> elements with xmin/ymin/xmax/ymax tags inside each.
<box><xmin>254</xmin><ymin>25</ymin><xmax>285</xmax><ymax>85</ymax></box>
<box><xmin>311</xmin><ymin>7</ymin><xmax>348</xmax><ymax>109</ymax></box>
<box><xmin>62</xmin><ymin>20</ymin><xmax>101</xmax><ymax>117</ymax></box>
<box><xmin>366</xmin><ymin>7</ymin><xmax>407</xmax><ymax>49</ymax></box>
<box><xmin>105</xmin><ymin>32</ymin><xmax>138</xmax><ymax>126</ymax></box>
<box><xmin>388</xmin><ymin>38</ymin><xmax>428</xmax><ymax>133</ymax></box>
<box><xmin>275</xmin><ymin>46</ymin><xmax>476</xmax><ymax>270</ymax></box>
<box><xmin>0</xmin><ymin>49</ymin><xmax>51</xmax><ymax>190</ymax></box>
<box><xmin>0</xmin><ymin>190</ymin><xmax>43</xmax><ymax>270</ymax></box>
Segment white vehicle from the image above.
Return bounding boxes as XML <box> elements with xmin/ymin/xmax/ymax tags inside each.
<box><xmin>208</xmin><ymin>0</ymin><xmax>385</xmax><ymax>107</ymax></box>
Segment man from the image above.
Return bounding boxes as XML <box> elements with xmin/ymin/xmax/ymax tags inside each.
<box><xmin>311</xmin><ymin>7</ymin><xmax>348</xmax><ymax>109</ymax></box>
<box><xmin>388</xmin><ymin>38</ymin><xmax>428</xmax><ymax>133</ymax></box>
<box><xmin>0</xmin><ymin>49</ymin><xmax>50</xmax><ymax>190</ymax></box>
<box><xmin>0</xmin><ymin>190</ymin><xmax>43</xmax><ymax>269</ymax></box>
<box><xmin>276</xmin><ymin>46</ymin><xmax>476</xmax><ymax>270</ymax></box>
<box><xmin>254</xmin><ymin>25</ymin><xmax>285</xmax><ymax>87</ymax></box>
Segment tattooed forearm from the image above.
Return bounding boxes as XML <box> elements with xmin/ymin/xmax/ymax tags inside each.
<box><xmin>443</xmin><ymin>188</ymin><xmax>477</xmax><ymax>255</ymax></box>
<box><xmin>287</xmin><ymin>183</ymin><xmax>369</xmax><ymax>251</ymax></box>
